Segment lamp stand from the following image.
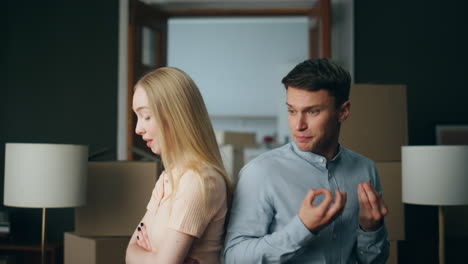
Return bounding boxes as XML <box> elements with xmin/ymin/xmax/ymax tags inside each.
<box><xmin>41</xmin><ymin>208</ymin><xmax>46</xmax><ymax>264</ymax></box>
<box><xmin>438</xmin><ymin>206</ymin><xmax>445</xmax><ymax>264</ymax></box>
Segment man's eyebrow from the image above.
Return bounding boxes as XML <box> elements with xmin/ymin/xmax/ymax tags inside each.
<box><xmin>286</xmin><ymin>103</ymin><xmax>321</xmax><ymax>110</ymax></box>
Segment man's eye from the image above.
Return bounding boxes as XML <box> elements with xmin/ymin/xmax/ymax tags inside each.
<box><xmin>309</xmin><ymin>110</ymin><xmax>319</xmax><ymax>115</ymax></box>
<box><xmin>287</xmin><ymin>109</ymin><xmax>295</xmax><ymax>114</ymax></box>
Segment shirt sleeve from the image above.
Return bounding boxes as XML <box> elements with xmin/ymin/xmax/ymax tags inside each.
<box><xmin>356</xmin><ymin>164</ymin><xmax>390</xmax><ymax>264</ymax></box>
<box><xmin>167</xmin><ymin>170</ymin><xmax>224</xmax><ymax>238</ymax></box>
<box><xmin>223</xmin><ymin>163</ymin><xmax>317</xmax><ymax>264</ymax></box>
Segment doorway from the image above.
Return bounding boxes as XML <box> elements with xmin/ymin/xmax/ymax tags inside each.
<box><xmin>119</xmin><ymin>0</ymin><xmax>331</xmax><ymax>160</ymax></box>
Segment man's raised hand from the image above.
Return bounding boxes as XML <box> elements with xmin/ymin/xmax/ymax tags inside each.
<box><xmin>298</xmin><ymin>189</ymin><xmax>347</xmax><ymax>233</ymax></box>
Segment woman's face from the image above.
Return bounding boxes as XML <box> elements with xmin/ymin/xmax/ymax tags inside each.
<box><xmin>132</xmin><ymin>86</ymin><xmax>161</xmax><ymax>155</ymax></box>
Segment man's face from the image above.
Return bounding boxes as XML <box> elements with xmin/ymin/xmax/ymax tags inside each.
<box><xmin>286</xmin><ymin>87</ymin><xmax>350</xmax><ymax>158</ymax></box>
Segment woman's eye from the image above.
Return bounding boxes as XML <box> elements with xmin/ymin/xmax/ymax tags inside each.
<box><xmin>144</xmin><ymin>116</ymin><xmax>151</xmax><ymax>121</ymax></box>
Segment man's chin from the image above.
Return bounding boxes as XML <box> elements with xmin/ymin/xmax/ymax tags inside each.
<box><xmin>295</xmin><ymin>141</ymin><xmax>314</xmax><ymax>152</ymax></box>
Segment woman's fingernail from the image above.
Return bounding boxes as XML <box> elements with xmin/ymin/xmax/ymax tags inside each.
<box><xmin>137</xmin><ymin>227</ymin><xmax>141</xmax><ymax>231</ymax></box>
<box><xmin>137</xmin><ymin>235</ymin><xmax>139</xmax><ymax>240</ymax></box>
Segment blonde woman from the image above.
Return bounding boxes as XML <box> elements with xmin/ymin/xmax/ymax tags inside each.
<box><xmin>126</xmin><ymin>67</ymin><xmax>232</xmax><ymax>264</ymax></box>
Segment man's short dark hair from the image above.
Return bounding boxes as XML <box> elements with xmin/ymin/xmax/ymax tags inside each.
<box><xmin>281</xmin><ymin>58</ymin><xmax>351</xmax><ymax>108</ymax></box>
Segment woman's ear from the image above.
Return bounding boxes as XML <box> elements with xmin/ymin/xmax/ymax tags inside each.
<box><xmin>338</xmin><ymin>101</ymin><xmax>351</xmax><ymax>123</ymax></box>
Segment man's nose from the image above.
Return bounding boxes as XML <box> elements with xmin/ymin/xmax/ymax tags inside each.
<box><xmin>295</xmin><ymin>114</ymin><xmax>307</xmax><ymax>131</ymax></box>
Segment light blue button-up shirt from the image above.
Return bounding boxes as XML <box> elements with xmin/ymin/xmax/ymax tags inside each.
<box><xmin>224</xmin><ymin>142</ymin><xmax>389</xmax><ymax>263</ymax></box>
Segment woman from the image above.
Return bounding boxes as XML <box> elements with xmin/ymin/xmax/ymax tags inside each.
<box><xmin>126</xmin><ymin>67</ymin><xmax>232</xmax><ymax>264</ymax></box>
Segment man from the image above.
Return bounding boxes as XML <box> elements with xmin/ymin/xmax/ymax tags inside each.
<box><xmin>223</xmin><ymin>58</ymin><xmax>389</xmax><ymax>263</ymax></box>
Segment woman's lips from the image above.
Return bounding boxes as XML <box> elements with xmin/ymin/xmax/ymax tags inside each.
<box><xmin>146</xmin><ymin>140</ymin><xmax>152</xmax><ymax>148</ymax></box>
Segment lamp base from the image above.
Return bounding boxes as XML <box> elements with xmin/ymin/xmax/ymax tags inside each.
<box><xmin>41</xmin><ymin>208</ymin><xmax>46</xmax><ymax>264</ymax></box>
<box><xmin>439</xmin><ymin>206</ymin><xmax>445</xmax><ymax>264</ymax></box>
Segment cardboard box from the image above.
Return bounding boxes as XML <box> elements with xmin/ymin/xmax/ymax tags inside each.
<box><xmin>64</xmin><ymin>232</ymin><xmax>129</xmax><ymax>264</ymax></box>
<box><xmin>75</xmin><ymin>161</ymin><xmax>158</xmax><ymax>236</ymax></box>
<box><xmin>340</xmin><ymin>84</ymin><xmax>408</xmax><ymax>161</ymax></box>
<box><xmin>219</xmin><ymin>144</ymin><xmax>244</xmax><ymax>183</ymax></box>
<box><xmin>376</xmin><ymin>162</ymin><xmax>405</xmax><ymax>241</ymax></box>
<box><xmin>388</xmin><ymin>240</ymin><xmax>399</xmax><ymax>264</ymax></box>
<box><xmin>215</xmin><ymin>130</ymin><xmax>257</xmax><ymax>148</ymax></box>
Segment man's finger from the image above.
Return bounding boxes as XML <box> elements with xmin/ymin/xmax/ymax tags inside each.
<box><xmin>315</xmin><ymin>189</ymin><xmax>333</xmax><ymax>210</ymax></box>
<box><xmin>304</xmin><ymin>189</ymin><xmax>316</xmax><ymax>206</ymax></box>
<box><xmin>358</xmin><ymin>184</ymin><xmax>372</xmax><ymax>211</ymax></box>
<box><xmin>368</xmin><ymin>184</ymin><xmax>388</xmax><ymax>216</ymax></box>
<box><xmin>333</xmin><ymin>189</ymin><xmax>343</xmax><ymax>208</ymax></box>
<box><xmin>379</xmin><ymin>198</ymin><xmax>389</xmax><ymax>216</ymax></box>
<box><xmin>363</xmin><ymin>183</ymin><xmax>385</xmax><ymax>220</ymax></box>
<box><xmin>369</xmin><ymin>185</ymin><xmax>389</xmax><ymax>216</ymax></box>
<box><xmin>324</xmin><ymin>190</ymin><xmax>344</xmax><ymax>220</ymax></box>
<box><xmin>363</xmin><ymin>182</ymin><xmax>379</xmax><ymax>207</ymax></box>
<box><xmin>367</xmin><ymin>182</ymin><xmax>381</xmax><ymax>198</ymax></box>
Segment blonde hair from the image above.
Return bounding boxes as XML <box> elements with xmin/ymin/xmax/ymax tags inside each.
<box><xmin>135</xmin><ymin>67</ymin><xmax>232</xmax><ymax>207</ymax></box>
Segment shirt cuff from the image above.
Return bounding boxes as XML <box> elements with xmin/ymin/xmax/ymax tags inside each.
<box><xmin>283</xmin><ymin>215</ymin><xmax>318</xmax><ymax>248</ymax></box>
<box><xmin>356</xmin><ymin>223</ymin><xmax>387</xmax><ymax>244</ymax></box>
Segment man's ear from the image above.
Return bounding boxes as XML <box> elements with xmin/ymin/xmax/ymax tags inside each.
<box><xmin>338</xmin><ymin>101</ymin><xmax>350</xmax><ymax>123</ymax></box>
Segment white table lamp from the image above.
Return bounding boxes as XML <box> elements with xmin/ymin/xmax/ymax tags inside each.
<box><xmin>3</xmin><ymin>143</ymin><xmax>88</xmax><ymax>264</ymax></box>
<box><xmin>402</xmin><ymin>145</ymin><xmax>468</xmax><ymax>264</ymax></box>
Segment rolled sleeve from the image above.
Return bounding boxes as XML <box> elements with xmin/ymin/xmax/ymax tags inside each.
<box><xmin>356</xmin><ymin>221</ymin><xmax>390</xmax><ymax>263</ymax></box>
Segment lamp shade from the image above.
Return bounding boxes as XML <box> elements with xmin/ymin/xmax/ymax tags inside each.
<box><xmin>4</xmin><ymin>143</ymin><xmax>88</xmax><ymax>208</ymax></box>
<box><xmin>402</xmin><ymin>145</ymin><xmax>468</xmax><ymax>205</ymax></box>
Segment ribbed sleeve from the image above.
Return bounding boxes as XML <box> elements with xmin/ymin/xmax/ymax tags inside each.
<box><xmin>168</xmin><ymin>170</ymin><xmax>224</xmax><ymax>238</ymax></box>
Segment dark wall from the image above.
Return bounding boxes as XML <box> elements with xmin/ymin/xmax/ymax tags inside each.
<box><xmin>3</xmin><ymin>0</ymin><xmax>119</xmax><ymax>243</ymax></box>
<box><xmin>355</xmin><ymin>0</ymin><xmax>468</xmax><ymax>263</ymax></box>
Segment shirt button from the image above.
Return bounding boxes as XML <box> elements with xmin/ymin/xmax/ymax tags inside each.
<box><xmin>319</xmin><ymin>157</ymin><xmax>325</xmax><ymax>163</ymax></box>
<box><xmin>360</xmin><ymin>251</ymin><xmax>364</xmax><ymax>255</ymax></box>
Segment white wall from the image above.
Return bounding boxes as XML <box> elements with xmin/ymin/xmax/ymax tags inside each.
<box><xmin>168</xmin><ymin>17</ymin><xmax>308</xmax><ymax>144</ymax></box>
<box><xmin>168</xmin><ymin>17</ymin><xmax>309</xmax><ymax>117</ymax></box>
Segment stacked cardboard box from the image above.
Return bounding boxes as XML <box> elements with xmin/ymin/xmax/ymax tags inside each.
<box><xmin>216</xmin><ymin>130</ymin><xmax>258</xmax><ymax>184</ymax></box>
<box><xmin>340</xmin><ymin>84</ymin><xmax>408</xmax><ymax>263</ymax></box>
<box><xmin>215</xmin><ymin>130</ymin><xmax>257</xmax><ymax>148</ymax></box>
<box><xmin>219</xmin><ymin>144</ymin><xmax>244</xmax><ymax>183</ymax></box>
<box><xmin>65</xmin><ymin>161</ymin><xmax>158</xmax><ymax>264</ymax></box>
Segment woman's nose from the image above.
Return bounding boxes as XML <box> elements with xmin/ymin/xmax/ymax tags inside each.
<box><xmin>135</xmin><ymin>121</ymin><xmax>144</xmax><ymax>135</ymax></box>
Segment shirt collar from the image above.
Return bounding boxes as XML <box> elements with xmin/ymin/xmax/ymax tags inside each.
<box><xmin>290</xmin><ymin>141</ymin><xmax>343</xmax><ymax>165</ymax></box>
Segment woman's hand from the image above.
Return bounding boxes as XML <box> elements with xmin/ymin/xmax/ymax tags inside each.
<box><xmin>136</xmin><ymin>223</ymin><xmax>152</xmax><ymax>252</ymax></box>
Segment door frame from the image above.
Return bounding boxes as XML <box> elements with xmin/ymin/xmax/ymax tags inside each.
<box><xmin>117</xmin><ymin>0</ymin><xmax>331</xmax><ymax>160</ymax></box>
